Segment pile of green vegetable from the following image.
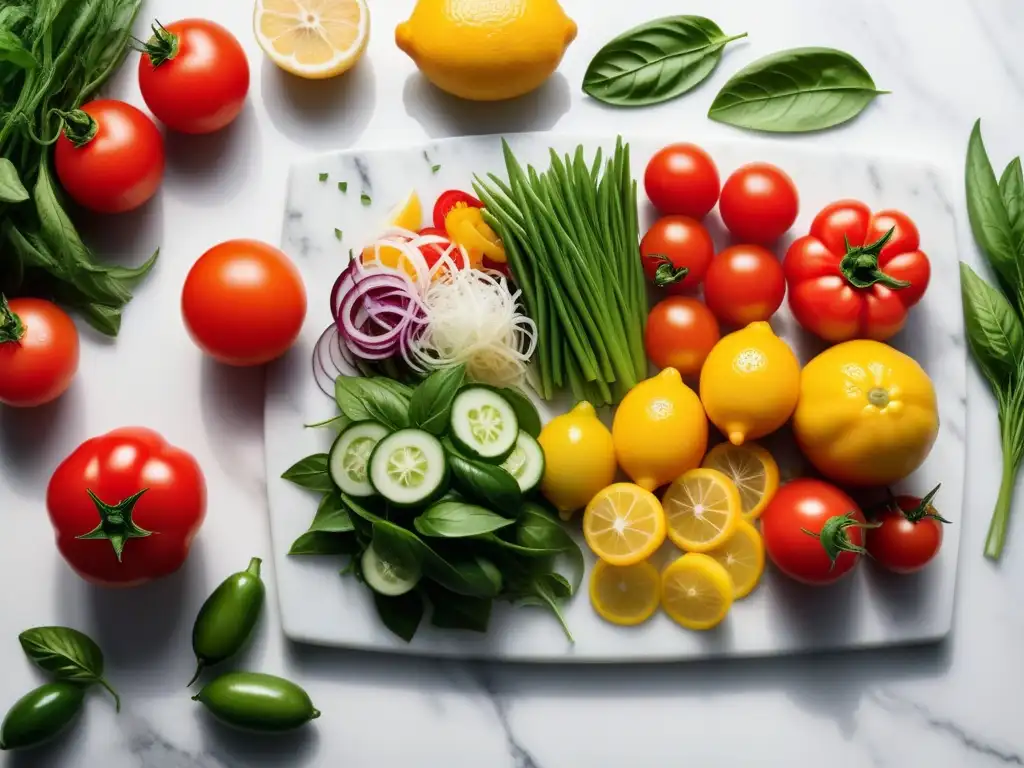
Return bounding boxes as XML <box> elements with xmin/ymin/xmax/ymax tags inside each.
<box><xmin>0</xmin><ymin>0</ymin><xmax>156</xmax><ymax>335</ymax></box>
<box><xmin>473</xmin><ymin>139</ymin><xmax>647</xmax><ymax>405</ymax></box>
<box><xmin>283</xmin><ymin>363</ymin><xmax>584</xmax><ymax>642</ymax></box>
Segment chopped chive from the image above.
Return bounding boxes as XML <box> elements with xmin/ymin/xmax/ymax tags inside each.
<box><xmin>432</xmin><ymin>164</ymin><xmax>442</xmax><ymax>174</ymax></box>
<box><xmin>338</xmin><ymin>181</ymin><xmax>348</xmax><ymax>193</ymax></box>
<box><xmin>361</xmin><ymin>194</ymin><xmax>372</xmax><ymax>206</ymax></box>
<box><xmin>318</xmin><ymin>172</ymin><xmax>329</xmax><ymax>182</ymax></box>
<box><xmin>334</xmin><ymin>228</ymin><xmax>343</xmax><ymax>240</ymax></box>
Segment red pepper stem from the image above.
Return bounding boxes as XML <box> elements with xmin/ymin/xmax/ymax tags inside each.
<box><xmin>839</xmin><ymin>227</ymin><xmax>911</xmax><ymax>290</ymax></box>
<box><xmin>802</xmin><ymin>513</ymin><xmax>880</xmax><ymax>568</ymax></box>
<box><xmin>76</xmin><ymin>488</ymin><xmax>154</xmax><ymax>562</ymax></box>
<box><xmin>134</xmin><ymin>19</ymin><xmax>179</xmax><ymax>67</ymax></box>
<box><xmin>0</xmin><ymin>294</ymin><xmax>25</xmax><ymax>343</ymax></box>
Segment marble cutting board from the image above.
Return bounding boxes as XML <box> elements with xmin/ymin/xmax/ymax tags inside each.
<box><xmin>265</xmin><ymin>133</ymin><xmax>966</xmax><ymax>661</ymax></box>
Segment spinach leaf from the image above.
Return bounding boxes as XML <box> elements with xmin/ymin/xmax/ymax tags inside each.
<box><xmin>408</xmin><ymin>364</ymin><xmax>465</xmax><ymax>435</ymax></box>
<box><xmin>966</xmin><ymin>120</ymin><xmax>1021</xmax><ymax>294</ymax></box>
<box><xmin>447</xmin><ymin>451</ymin><xmax>522</xmax><ymax>515</ymax></box>
<box><xmin>708</xmin><ymin>47</ymin><xmax>887</xmax><ymax>132</ymax></box>
<box><xmin>498</xmin><ymin>387</ymin><xmax>542</xmax><ymax>438</ymax></box>
<box><xmin>310</xmin><ymin>491</ymin><xmax>354</xmax><ymax>533</ymax></box>
<box><xmin>19</xmin><ymin>627</ymin><xmax>120</xmax><ymax>710</ymax></box>
<box><xmin>289</xmin><ymin>531</ymin><xmax>359</xmax><ymax>556</ymax></box>
<box><xmin>281</xmin><ymin>453</ymin><xmax>333</xmax><ymax>491</ymax></box>
<box><xmin>999</xmin><ymin>157</ymin><xmax>1024</xmax><ymax>261</ymax></box>
<box><xmin>373</xmin><ymin>591</ymin><xmax>424</xmax><ymax>643</ymax></box>
<box><xmin>584</xmin><ymin>16</ymin><xmax>746</xmax><ymax>107</ymax></box>
<box><xmin>335</xmin><ymin>376</ymin><xmax>410</xmax><ymax>430</ymax></box>
<box><xmin>0</xmin><ymin>157</ymin><xmax>28</xmax><ymax>202</ymax></box>
<box><xmin>415</xmin><ymin>501</ymin><xmax>514</xmax><ymax>538</ymax></box>
<box><xmin>960</xmin><ymin>263</ymin><xmax>1024</xmax><ymax>387</ymax></box>
<box><xmin>425</xmin><ymin>583</ymin><xmax>492</xmax><ymax>633</ymax></box>
<box><xmin>0</xmin><ymin>28</ymin><xmax>35</xmax><ymax>69</ymax></box>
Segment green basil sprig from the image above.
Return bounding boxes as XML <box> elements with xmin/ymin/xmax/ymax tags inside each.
<box><xmin>334</xmin><ymin>376</ymin><xmax>410</xmax><ymax>431</ymax></box>
<box><xmin>414</xmin><ymin>501</ymin><xmax>515</xmax><ymax>538</ymax></box>
<box><xmin>408</xmin><ymin>364</ymin><xmax>465</xmax><ymax>435</ymax></box>
<box><xmin>19</xmin><ymin>627</ymin><xmax>120</xmax><ymax>711</ymax></box>
<box><xmin>281</xmin><ymin>453</ymin><xmax>332</xmax><ymax>492</ymax></box>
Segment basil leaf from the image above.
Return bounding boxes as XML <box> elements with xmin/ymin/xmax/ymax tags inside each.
<box><xmin>310</xmin><ymin>491</ymin><xmax>354</xmax><ymax>533</ymax></box>
<box><xmin>498</xmin><ymin>387</ymin><xmax>542</xmax><ymax>438</ymax></box>
<box><xmin>967</xmin><ymin>121</ymin><xmax>1021</xmax><ymax>292</ymax></box>
<box><xmin>447</xmin><ymin>452</ymin><xmax>522</xmax><ymax>515</ymax></box>
<box><xmin>0</xmin><ymin>28</ymin><xmax>35</xmax><ymax>69</ymax></box>
<box><xmin>708</xmin><ymin>47</ymin><xmax>887</xmax><ymax>133</ymax></box>
<box><xmin>999</xmin><ymin>157</ymin><xmax>1024</xmax><ymax>261</ymax></box>
<box><xmin>334</xmin><ymin>376</ymin><xmax>409</xmax><ymax>431</ymax></box>
<box><xmin>0</xmin><ymin>157</ymin><xmax>29</xmax><ymax>202</ymax></box>
<box><xmin>77</xmin><ymin>302</ymin><xmax>122</xmax><ymax>337</ymax></box>
<box><xmin>517</xmin><ymin>503</ymin><xmax>584</xmax><ymax>592</ymax></box>
<box><xmin>414</xmin><ymin>501</ymin><xmax>515</xmax><ymax>538</ymax></box>
<box><xmin>371</xmin><ymin>522</ymin><xmax>424</xmax><ymax>571</ymax></box>
<box><xmin>103</xmin><ymin>248</ymin><xmax>160</xmax><ymax>288</ymax></box>
<box><xmin>370</xmin><ymin>377</ymin><xmax>414</xmax><ymax>401</ymax></box>
<box><xmin>19</xmin><ymin>627</ymin><xmax>120</xmax><ymax>709</ymax></box>
<box><xmin>477</xmin><ymin>533</ymin><xmax>561</xmax><ymax>558</ymax></box>
<box><xmin>408</xmin><ymin>364</ymin><xmax>465</xmax><ymax>435</ymax></box>
<box><xmin>583</xmin><ymin>16</ymin><xmax>745</xmax><ymax>107</ymax></box>
<box><xmin>373</xmin><ymin>591</ymin><xmax>424</xmax><ymax>643</ymax></box>
<box><xmin>960</xmin><ymin>263</ymin><xmax>1024</xmax><ymax>387</ymax></box>
<box><xmin>281</xmin><ymin>453</ymin><xmax>333</xmax><ymax>491</ymax></box>
<box><xmin>289</xmin><ymin>531</ymin><xmax>359</xmax><ymax>556</ymax></box>
<box><xmin>6</xmin><ymin>224</ymin><xmax>59</xmax><ymax>270</ymax></box>
<box><xmin>425</xmin><ymin>583</ymin><xmax>492</xmax><ymax>633</ymax></box>
<box><xmin>505</xmin><ymin>572</ymin><xmax>574</xmax><ymax>642</ymax></box>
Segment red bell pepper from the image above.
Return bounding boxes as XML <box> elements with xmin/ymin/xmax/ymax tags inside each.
<box><xmin>783</xmin><ymin>200</ymin><xmax>931</xmax><ymax>342</ymax></box>
<box><xmin>46</xmin><ymin>427</ymin><xmax>206</xmax><ymax>588</ymax></box>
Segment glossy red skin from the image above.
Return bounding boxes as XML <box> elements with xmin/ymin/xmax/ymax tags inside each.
<box><xmin>54</xmin><ymin>100</ymin><xmax>164</xmax><ymax>214</ymax></box>
<box><xmin>0</xmin><ymin>299</ymin><xmax>79</xmax><ymax>408</ymax></box>
<box><xmin>703</xmin><ymin>245</ymin><xmax>786</xmax><ymax>326</ymax></box>
<box><xmin>866</xmin><ymin>496</ymin><xmax>944</xmax><ymax>574</ymax></box>
<box><xmin>417</xmin><ymin>226</ymin><xmax>464</xmax><ymax>270</ymax></box>
<box><xmin>138</xmin><ymin>19</ymin><xmax>250</xmax><ymax>134</ymax></box>
<box><xmin>640</xmin><ymin>216</ymin><xmax>715</xmax><ymax>293</ymax></box>
<box><xmin>645</xmin><ymin>297</ymin><xmax>720</xmax><ymax>377</ymax></box>
<box><xmin>182</xmin><ymin>239</ymin><xmax>307</xmax><ymax>366</ymax></box>
<box><xmin>719</xmin><ymin>163</ymin><xmax>799</xmax><ymax>243</ymax></box>
<box><xmin>46</xmin><ymin>428</ymin><xmax>206</xmax><ymax>587</ymax></box>
<box><xmin>783</xmin><ymin>200</ymin><xmax>932</xmax><ymax>342</ymax></box>
<box><xmin>432</xmin><ymin>191</ymin><xmax>483</xmax><ymax>229</ymax></box>
<box><xmin>761</xmin><ymin>479</ymin><xmax>866</xmax><ymax>586</ymax></box>
<box><xmin>644</xmin><ymin>144</ymin><xmax>720</xmax><ymax>220</ymax></box>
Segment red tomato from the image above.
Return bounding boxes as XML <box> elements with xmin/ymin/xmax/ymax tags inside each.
<box><xmin>417</xmin><ymin>226</ymin><xmax>460</xmax><ymax>270</ymax></box>
<box><xmin>866</xmin><ymin>485</ymin><xmax>947</xmax><ymax>574</ymax></box>
<box><xmin>46</xmin><ymin>428</ymin><xmax>206</xmax><ymax>588</ymax></box>
<box><xmin>761</xmin><ymin>479</ymin><xmax>870</xmax><ymax>585</ymax></box>
<box><xmin>640</xmin><ymin>216</ymin><xmax>714</xmax><ymax>293</ymax></box>
<box><xmin>138</xmin><ymin>19</ymin><xmax>250</xmax><ymax>134</ymax></box>
<box><xmin>719</xmin><ymin>163</ymin><xmax>799</xmax><ymax>243</ymax></box>
<box><xmin>784</xmin><ymin>200</ymin><xmax>932</xmax><ymax>342</ymax></box>
<box><xmin>644</xmin><ymin>144</ymin><xmax>720</xmax><ymax>219</ymax></box>
<box><xmin>182</xmin><ymin>240</ymin><xmax>307</xmax><ymax>366</ymax></box>
<box><xmin>54</xmin><ymin>100</ymin><xmax>164</xmax><ymax>214</ymax></box>
<box><xmin>432</xmin><ymin>190</ymin><xmax>483</xmax><ymax>230</ymax></box>
<box><xmin>645</xmin><ymin>297</ymin><xmax>720</xmax><ymax>377</ymax></box>
<box><xmin>0</xmin><ymin>296</ymin><xmax>79</xmax><ymax>408</ymax></box>
<box><xmin>703</xmin><ymin>245</ymin><xmax>786</xmax><ymax>326</ymax></box>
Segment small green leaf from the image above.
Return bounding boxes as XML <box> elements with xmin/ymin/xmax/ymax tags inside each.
<box><xmin>414</xmin><ymin>501</ymin><xmax>515</xmax><ymax>538</ymax></box>
<box><xmin>447</xmin><ymin>451</ymin><xmax>522</xmax><ymax>514</ymax></box>
<box><xmin>0</xmin><ymin>29</ymin><xmax>36</xmax><ymax>69</ymax></box>
<box><xmin>281</xmin><ymin>454</ymin><xmax>333</xmax><ymax>491</ymax></box>
<box><xmin>19</xmin><ymin>627</ymin><xmax>120</xmax><ymax>710</ymax></box>
<box><xmin>289</xmin><ymin>531</ymin><xmax>358</xmax><ymax>556</ymax></box>
<box><xmin>334</xmin><ymin>228</ymin><xmax>343</xmax><ymax>241</ymax></box>
<box><xmin>373</xmin><ymin>591</ymin><xmax>424</xmax><ymax>642</ymax></box>
<box><xmin>967</xmin><ymin>120</ymin><xmax>1020</xmax><ymax>292</ymax></box>
<box><xmin>0</xmin><ymin>158</ymin><xmax>29</xmax><ymax>202</ymax></box>
<box><xmin>310</xmin><ymin>491</ymin><xmax>355</xmax><ymax>533</ymax></box>
<box><xmin>319</xmin><ymin>172</ymin><xmax>329</xmax><ymax>182</ymax></box>
<box><xmin>104</xmin><ymin>248</ymin><xmax>160</xmax><ymax>287</ymax></box>
<box><xmin>960</xmin><ymin>262</ymin><xmax>1024</xmax><ymax>387</ymax></box>
<box><xmin>338</xmin><ymin>181</ymin><xmax>348</xmax><ymax>193</ymax></box>
<box><xmin>77</xmin><ymin>303</ymin><xmax>122</xmax><ymax>336</ymax></box>
<box><xmin>425</xmin><ymin>583</ymin><xmax>491</xmax><ymax>633</ymax></box>
<box><xmin>408</xmin><ymin>364</ymin><xmax>465</xmax><ymax>435</ymax></box>
<box><xmin>999</xmin><ymin>157</ymin><xmax>1024</xmax><ymax>261</ymax></box>
<box><xmin>499</xmin><ymin>387</ymin><xmax>542</xmax><ymax>438</ymax></box>
<box><xmin>334</xmin><ymin>377</ymin><xmax>409</xmax><ymax>431</ymax></box>
<box><xmin>432</xmin><ymin>165</ymin><xmax>442</xmax><ymax>174</ymax></box>
<box><xmin>361</xmin><ymin>194</ymin><xmax>372</xmax><ymax>206</ymax></box>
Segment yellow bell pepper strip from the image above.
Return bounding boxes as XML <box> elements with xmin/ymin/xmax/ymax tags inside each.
<box><xmin>445</xmin><ymin>206</ymin><xmax>507</xmax><ymax>263</ymax></box>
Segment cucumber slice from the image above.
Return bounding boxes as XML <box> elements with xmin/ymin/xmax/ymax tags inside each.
<box><xmin>449</xmin><ymin>387</ymin><xmax>519</xmax><ymax>462</ymax></box>
<box><xmin>500</xmin><ymin>431</ymin><xmax>545</xmax><ymax>493</ymax></box>
<box><xmin>361</xmin><ymin>545</ymin><xmax>421</xmax><ymax>596</ymax></box>
<box><xmin>329</xmin><ymin>422</ymin><xmax>390</xmax><ymax>497</ymax></box>
<box><xmin>369</xmin><ymin>429</ymin><xmax>449</xmax><ymax>507</ymax></box>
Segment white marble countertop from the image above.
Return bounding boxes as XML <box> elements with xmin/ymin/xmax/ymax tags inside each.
<box><xmin>1</xmin><ymin>0</ymin><xmax>1022</xmax><ymax>766</ymax></box>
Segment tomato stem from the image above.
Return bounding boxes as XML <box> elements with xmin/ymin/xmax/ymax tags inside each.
<box><xmin>134</xmin><ymin>20</ymin><xmax>179</xmax><ymax>68</ymax></box>
<box><xmin>839</xmin><ymin>227</ymin><xmax>911</xmax><ymax>290</ymax></box>
<box><xmin>803</xmin><ymin>513</ymin><xmax>880</xmax><ymax>567</ymax></box>
<box><xmin>76</xmin><ymin>488</ymin><xmax>153</xmax><ymax>562</ymax></box>
<box><xmin>0</xmin><ymin>294</ymin><xmax>25</xmax><ymax>344</ymax></box>
<box><xmin>896</xmin><ymin>483</ymin><xmax>951</xmax><ymax>524</ymax></box>
<box><xmin>58</xmin><ymin>109</ymin><xmax>98</xmax><ymax>148</ymax></box>
<box><xmin>649</xmin><ymin>254</ymin><xmax>689</xmax><ymax>288</ymax></box>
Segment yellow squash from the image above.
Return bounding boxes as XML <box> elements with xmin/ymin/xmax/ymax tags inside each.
<box><xmin>792</xmin><ymin>340</ymin><xmax>939</xmax><ymax>486</ymax></box>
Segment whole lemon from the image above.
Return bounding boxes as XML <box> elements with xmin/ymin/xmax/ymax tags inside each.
<box><xmin>538</xmin><ymin>401</ymin><xmax>616</xmax><ymax>519</ymax></box>
<box><xmin>699</xmin><ymin>322</ymin><xmax>800</xmax><ymax>446</ymax></box>
<box><xmin>395</xmin><ymin>0</ymin><xmax>577</xmax><ymax>101</ymax></box>
<box><xmin>612</xmin><ymin>368</ymin><xmax>708</xmax><ymax>492</ymax></box>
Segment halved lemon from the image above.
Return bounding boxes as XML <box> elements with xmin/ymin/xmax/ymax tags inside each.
<box><xmin>701</xmin><ymin>442</ymin><xmax>779</xmax><ymax>520</ymax></box>
<box><xmin>583</xmin><ymin>483</ymin><xmax>666</xmax><ymax>566</ymax></box>
<box><xmin>388</xmin><ymin>190</ymin><xmax>422</xmax><ymax>232</ymax></box>
<box><xmin>662</xmin><ymin>468</ymin><xmax>740</xmax><ymax>552</ymax></box>
<box><xmin>661</xmin><ymin>553</ymin><xmax>733</xmax><ymax>631</ymax></box>
<box><xmin>255</xmin><ymin>0</ymin><xmax>370</xmax><ymax>80</ymax></box>
<box><xmin>706</xmin><ymin>519</ymin><xmax>765</xmax><ymax>599</ymax></box>
<box><xmin>589</xmin><ymin>560</ymin><xmax>660</xmax><ymax>626</ymax></box>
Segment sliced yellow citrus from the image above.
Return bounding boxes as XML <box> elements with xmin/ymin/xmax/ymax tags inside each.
<box><xmin>661</xmin><ymin>553</ymin><xmax>733</xmax><ymax>630</ymax></box>
<box><xmin>589</xmin><ymin>560</ymin><xmax>660</xmax><ymax>626</ymax></box>
<box><xmin>662</xmin><ymin>468</ymin><xmax>740</xmax><ymax>552</ymax></box>
<box><xmin>706</xmin><ymin>519</ymin><xmax>765</xmax><ymax>599</ymax></box>
<box><xmin>255</xmin><ymin>0</ymin><xmax>370</xmax><ymax>80</ymax></box>
<box><xmin>360</xmin><ymin>244</ymin><xmax>419</xmax><ymax>281</ymax></box>
<box><xmin>388</xmin><ymin>190</ymin><xmax>422</xmax><ymax>231</ymax></box>
<box><xmin>701</xmin><ymin>442</ymin><xmax>780</xmax><ymax>520</ymax></box>
<box><xmin>583</xmin><ymin>483</ymin><xmax>666</xmax><ymax>566</ymax></box>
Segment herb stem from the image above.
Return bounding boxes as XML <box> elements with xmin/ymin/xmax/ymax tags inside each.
<box><xmin>987</xmin><ymin>434</ymin><xmax>1022</xmax><ymax>560</ymax></box>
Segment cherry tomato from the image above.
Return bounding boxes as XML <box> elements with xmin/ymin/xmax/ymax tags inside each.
<box><xmin>640</xmin><ymin>216</ymin><xmax>714</xmax><ymax>293</ymax></box>
<box><xmin>54</xmin><ymin>100</ymin><xmax>164</xmax><ymax>214</ymax></box>
<box><xmin>761</xmin><ymin>479</ymin><xmax>870</xmax><ymax>586</ymax></box>
<box><xmin>719</xmin><ymin>163</ymin><xmax>799</xmax><ymax>243</ymax></box>
<box><xmin>644</xmin><ymin>297</ymin><xmax>720</xmax><ymax>377</ymax></box>
<box><xmin>432</xmin><ymin>190</ymin><xmax>482</xmax><ymax>230</ymax></box>
<box><xmin>182</xmin><ymin>240</ymin><xmax>307</xmax><ymax>366</ymax></box>
<box><xmin>866</xmin><ymin>485</ymin><xmax>947</xmax><ymax>574</ymax></box>
<box><xmin>0</xmin><ymin>296</ymin><xmax>79</xmax><ymax>408</ymax></box>
<box><xmin>138</xmin><ymin>19</ymin><xmax>250</xmax><ymax>134</ymax></box>
<box><xmin>644</xmin><ymin>144</ymin><xmax>720</xmax><ymax>219</ymax></box>
<box><xmin>703</xmin><ymin>245</ymin><xmax>786</xmax><ymax>326</ymax></box>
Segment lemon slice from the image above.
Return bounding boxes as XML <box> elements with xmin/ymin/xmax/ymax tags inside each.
<box><xmin>589</xmin><ymin>560</ymin><xmax>660</xmax><ymax>626</ymax></box>
<box><xmin>706</xmin><ymin>519</ymin><xmax>765</xmax><ymax>599</ymax></box>
<box><xmin>583</xmin><ymin>483</ymin><xmax>666</xmax><ymax>566</ymax></box>
<box><xmin>255</xmin><ymin>0</ymin><xmax>370</xmax><ymax>80</ymax></box>
<box><xmin>701</xmin><ymin>442</ymin><xmax>780</xmax><ymax>520</ymax></box>
<box><xmin>661</xmin><ymin>553</ymin><xmax>733</xmax><ymax>630</ymax></box>
<box><xmin>388</xmin><ymin>190</ymin><xmax>422</xmax><ymax>232</ymax></box>
<box><xmin>662</xmin><ymin>468</ymin><xmax>740</xmax><ymax>552</ymax></box>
